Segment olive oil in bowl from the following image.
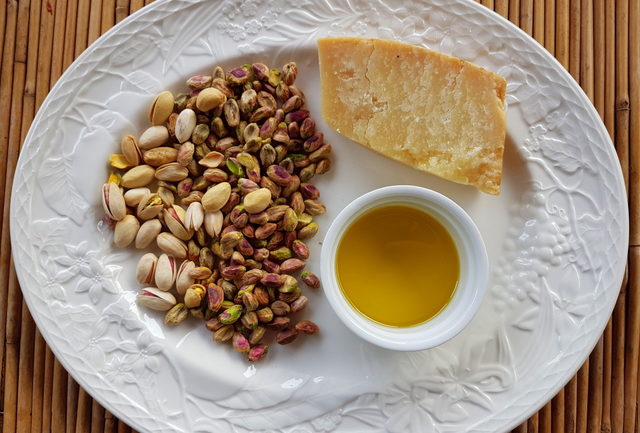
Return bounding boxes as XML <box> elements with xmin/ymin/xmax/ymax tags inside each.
<box><xmin>335</xmin><ymin>205</ymin><xmax>460</xmax><ymax>327</ymax></box>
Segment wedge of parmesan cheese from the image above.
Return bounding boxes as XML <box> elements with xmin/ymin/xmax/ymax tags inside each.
<box><xmin>317</xmin><ymin>37</ymin><xmax>507</xmax><ymax>194</ymax></box>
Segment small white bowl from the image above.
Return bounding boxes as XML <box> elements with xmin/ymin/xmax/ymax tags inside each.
<box><xmin>320</xmin><ymin>185</ymin><xmax>489</xmax><ymax>351</ymax></box>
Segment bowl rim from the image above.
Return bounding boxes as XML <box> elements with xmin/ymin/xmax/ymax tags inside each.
<box><xmin>320</xmin><ymin>184</ymin><xmax>489</xmax><ymax>351</ymax></box>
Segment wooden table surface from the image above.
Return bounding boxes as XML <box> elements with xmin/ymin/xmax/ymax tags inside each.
<box><xmin>0</xmin><ymin>0</ymin><xmax>638</xmax><ymax>432</ymax></box>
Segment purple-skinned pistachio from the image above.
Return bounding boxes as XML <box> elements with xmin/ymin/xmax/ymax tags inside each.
<box><xmin>276</xmin><ymin>328</ymin><xmax>298</xmax><ymax>345</ymax></box>
<box><xmin>300</xmin><ymin>117</ymin><xmax>316</xmax><ymax>139</ymax></box>
<box><xmin>260</xmin><ymin>272</ymin><xmax>282</xmax><ymax>288</ymax></box>
<box><xmin>301</xmin><ymin>271</ymin><xmax>320</xmax><ymax>289</ymax></box>
<box><xmin>303</xmin><ymin>131</ymin><xmax>324</xmax><ymax>153</ymax></box>
<box><xmin>288</xmin><ymin>121</ymin><xmax>300</xmax><ymax>138</ymax></box>
<box><xmin>290</xmin><ymin>296</ymin><xmax>308</xmax><ymax>313</ymax></box>
<box><xmin>266</xmin><ymin>316</ymin><xmax>290</xmax><ymax>331</ymax></box>
<box><xmin>292</xmin><ymin>239</ymin><xmax>310</xmax><ymax>259</ymax></box>
<box><xmin>282</xmin><ymin>95</ymin><xmax>302</xmax><ymax>113</ymax></box>
<box><xmin>300</xmin><ymin>183</ymin><xmax>320</xmax><ymax>200</ymax></box>
<box><xmin>252</xmin><ymin>63</ymin><xmax>269</xmax><ymax>80</ymax></box>
<box><xmin>247</xmin><ymin>344</ymin><xmax>269</xmax><ymax>362</ymax></box>
<box><xmin>259</xmin><ymin>117</ymin><xmax>278</xmax><ymax>139</ymax></box>
<box><xmin>284</xmin><ymin>109</ymin><xmax>309</xmax><ymax>123</ymax></box>
<box><xmin>228</xmin><ymin>66</ymin><xmax>251</xmax><ymax>86</ymax></box>
<box><xmin>280</xmin><ymin>258</ymin><xmax>305</xmax><ymax>274</ymax></box>
<box><xmin>232</xmin><ymin>332</ymin><xmax>251</xmax><ymax>353</ymax></box>
<box><xmin>295</xmin><ymin>320</ymin><xmax>319</xmax><ymax>335</ymax></box>
<box><xmin>266</xmin><ymin>165</ymin><xmax>292</xmax><ymax>186</ymax></box>
<box><xmin>254</xmin><ymin>248</ymin><xmax>270</xmax><ymax>261</ymax></box>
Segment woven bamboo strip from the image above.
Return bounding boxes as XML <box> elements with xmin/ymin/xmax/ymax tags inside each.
<box><xmin>513</xmin><ymin>422</ymin><xmax>526</xmax><ymax>433</ymax></box>
<box><xmin>520</xmin><ymin>0</ymin><xmax>533</xmax><ymax>34</ymax></box>
<box><xmin>50</xmin><ymin>0</ymin><xmax>68</xmax><ymax>85</ymax></box>
<box><xmin>545</xmin><ymin>0</ymin><xmax>555</xmax><ymax>53</ymax></box>
<box><xmin>116</xmin><ymin>0</ymin><xmax>129</xmax><ymax>23</ymax></box>
<box><xmin>17</xmin><ymin>303</ymin><xmax>35</xmax><ymax>433</ymax></box>
<box><xmin>556</xmin><ymin>0</ymin><xmax>569</xmax><ymax>68</ymax></box>
<box><xmin>603</xmin><ymin>0</ymin><xmax>615</xmax><ymax>139</ymax></box>
<box><xmin>565</xmin><ymin>375</ymin><xmax>577</xmax><ymax>433</ymax></box>
<box><xmin>75</xmin><ymin>387</ymin><xmax>92</xmax><ymax>433</ymax></box>
<box><xmin>102</xmin><ymin>0</ymin><xmax>115</xmax><ymax>33</ymax></box>
<box><xmin>104</xmin><ymin>410</ymin><xmax>116</xmax><ymax>433</ymax></box>
<box><xmin>41</xmin><ymin>347</ymin><xmax>54</xmax><ymax>432</ymax></box>
<box><xmin>625</xmin><ymin>247</ymin><xmax>640</xmax><ymax>433</ymax></box>
<box><xmin>91</xmin><ymin>398</ymin><xmax>105</xmax><ymax>433</ymax></box>
<box><xmin>528</xmin><ymin>412</ymin><xmax>539</xmax><ymax>432</ymax></box>
<box><xmin>75</xmin><ymin>0</ymin><xmax>90</xmax><ymax>58</ymax></box>
<box><xmin>130</xmin><ymin>0</ymin><xmax>144</xmax><ymax>14</ymax></box>
<box><xmin>509</xmin><ymin>0</ymin><xmax>520</xmax><ymax>25</ymax></box>
<box><xmin>540</xmin><ymin>401</ymin><xmax>552</xmax><ymax>432</ymax></box>
<box><xmin>576</xmin><ymin>363</ymin><xmax>590</xmax><ymax>433</ymax></box>
<box><xmin>614</xmin><ymin>0</ymin><xmax>629</xmax><ymax>188</ymax></box>
<box><xmin>495</xmin><ymin>0</ymin><xmax>509</xmax><ymax>17</ymax></box>
<box><xmin>612</xmin><ymin>275</ymin><xmax>627</xmax><ymax>433</ymax></box>
<box><xmin>594</xmin><ymin>0</ymin><xmax>605</xmax><ymax>118</ymax></box>
<box><xmin>533</xmin><ymin>0</ymin><xmax>544</xmax><ymax>44</ymax></box>
<box><xmin>88</xmin><ymin>0</ymin><xmax>102</xmax><ymax>45</ymax></box>
<box><xmin>52</xmin><ymin>359</ymin><xmax>68</xmax><ymax>432</ymax></box>
<box><xmin>569</xmin><ymin>0</ymin><xmax>580</xmax><ymax>79</ymax></box>
<box><xmin>66</xmin><ymin>377</ymin><xmax>79</xmax><ymax>433</ymax></box>
<box><xmin>580</xmin><ymin>0</ymin><xmax>594</xmax><ymax>99</ymax></box>
<box><xmin>601</xmin><ymin>320</ymin><xmax>613</xmax><ymax>433</ymax></box>
<box><xmin>0</xmin><ymin>0</ymin><xmax>5</xmax><ymax>67</ymax></box>
<box><xmin>0</xmin><ymin>3</ymin><xmax>18</xmax><ymax>408</ymax></box>
<box><xmin>552</xmin><ymin>389</ymin><xmax>565</xmax><ymax>433</ymax></box>
<box><xmin>117</xmin><ymin>420</ymin><xmax>130</xmax><ymax>433</ymax></box>
<box><xmin>629</xmin><ymin>0</ymin><xmax>640</xmax><ymax>247</ymax></box>
<box><xmin>2</xmin><ymin>0</ymin><xmax>30</xmax><ymax>429</ymax></box>
<box><xmin>63</xmin><ymin>0</ymin><xmax>78</xmax><ymax>71</ymax></box>
<box><xmin>587</xmin><ymin>338</ymin><xmax>604</xmax><ymax>433</ymax></box>
<box><xmin>30</xmin><ymin>331</ymin><xmax>45</xmax><ymax>433</ymax></box>
<box><xmin>482</xmin><ymin>0</ymin><xmax>496</xmax><ymax>9</ymax></box>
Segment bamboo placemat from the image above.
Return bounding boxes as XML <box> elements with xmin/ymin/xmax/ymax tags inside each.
<box><xmin>0</xmin><ymin>0</ymin><xmax>637</xmax><ymax>432</ymax></box>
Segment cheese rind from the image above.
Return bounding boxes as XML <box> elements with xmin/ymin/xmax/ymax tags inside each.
<box><xmin>318</xmin><ymin>37</ymin><xmax>507</xmax><ymax>194</ymax></box>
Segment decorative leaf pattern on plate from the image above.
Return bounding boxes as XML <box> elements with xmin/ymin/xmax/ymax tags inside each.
<box><xmin>9</xmin><ymin>0</ymin><xmax>627</xmax><ymax>432</ymax></box>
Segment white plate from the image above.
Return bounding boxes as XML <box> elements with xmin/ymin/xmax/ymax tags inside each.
<box><xmin>10</xmin><ymin>0</ymin><xmax>627</xmax><ymax>432</ymax></box>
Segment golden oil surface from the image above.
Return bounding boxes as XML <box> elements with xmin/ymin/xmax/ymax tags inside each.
<box><xmin>336</xmin><ymin>205</ymin><xmax>460</xmax><ymax>327</ymax></box>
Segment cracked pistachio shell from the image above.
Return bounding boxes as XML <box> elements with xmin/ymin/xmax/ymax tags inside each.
<box><xmin>121</xmin><ymin>135</ymin><xmax>142</xmax><ymax>166</ymax></box>
<box><xmin>163</xmin><ymin>205</ymin><xmax>192</xmax><ymax>241</ymax></box>
<box><xmin>157</xmin><ymin>232</ymin><xmax>188</xmax><ymax>258</ymax></box>
<box><xmin>143</xmin><ymin>146</ymin><xmax>178</xmax><ymax>167</ymax></box>
<box><xmin>124</xmin><ymin>187</ymin><xmax>150</xmax><ymax>207</ymax></box>
<box><xmin>164</xmin><ymin>303</ymin><xmax>188</xmax><ymax>325</ymax></box>
<box><xmin>175</xmin><ymin>108</ymin><xmax>197</xmax><ymax>143</ymax></box>
<box><xmin>139</xmin><ymin>125</ymin><xmax>169</xmax><ymax>150</ymax></box>
<box><xmin>137</xmin><ymin>287</ymin><xmax>176</xmax><ymax>311</ymax></box>
<box><xmin>176</xmin><ymin>260</ymin><xmax>196</xmax><ymax>295</ymax></box>
<box><xmin>136</xmin><ymin>253</ymin><xmax>158</xmax><ymax>285</ymax></box>
<box><xmin>202</xmin><ymin>182</ymin><xmax>231</xmax><ymax>212</ymax></box>
<box><xmin>101</xmin><ymin>182</ymin><xmax>126</xmax><ymax>221</ymax></box>
<box><xmin>243</xmin><ymin>188</ymin><xmax>271</xmax><ymax>214</ymax></box>
<box><xmin>121</xmin><ymin>165</ymin><xmax>156</xmax><ymax>188</ymax></box>
<box><xmin>185</xmin><ymin>202</ymin><xmax>204</xmax><ymax>231</ymax></box>
<box><xmin>155</xmin><ymin>253</ymin><xmax>178</xmax><ymax>291</ymax></box>
<box><xmin>136</xmin><ymin>192</ymin><xmax>163</xmax><ymax>220</ymax></box>
<box><xmin>204</xmin><ymin>210</ymin><xmax>223</xmax><ymax>237</ymax></box>
<box><xmin>113</xmin><ymin>215</ymin><xmax>140</xmax><ymax>248</ymax></box>
<box><xmin>155</xmin><ymin>162</ymin><xmax>189</xmax><ymax>182</ymax></box>
<box><xmin>198</xmin><ymin>151</ymin><xmax>225</xmax><ymax>168</ymax></box>
<box><xmin>196</xmin><ymin>88</ymin><xmax>227</xmax><ymax>112</ymax></box>
<box><xmin>135</xmin><ymin>219</ymin><xmax>162</xmax><ymax>249</ymax></box>
<box><xmin>149</xmin><ymin>91</ymin><xmax>175</xmax><ymax>125</ymax></box>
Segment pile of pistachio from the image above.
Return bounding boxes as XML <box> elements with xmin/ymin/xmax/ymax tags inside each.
<box><xmin>101</xmin><ymin>62</ymin><xmax>327</xmax><ymax>362</ymax></box>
